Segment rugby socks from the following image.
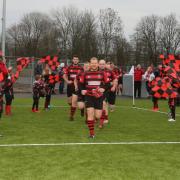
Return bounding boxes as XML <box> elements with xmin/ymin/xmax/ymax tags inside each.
<box><xmin>5</xmin><ymin>105</ymin><xmax>11</xmax><ymax>115</ymax></box>
<box><xmin>5</xmin><ymin>105</ymin><xmax>8</xmax><ymax>115</ymax></box>
<box><xmin>169</xmin><ymin>98</ymin><xmax>176</xmax><ymax>120</ymax></box>
<box><xmin>87</xmin><ymin>120</ymin><xmax>95</xmax><ymax>136</ymax></box>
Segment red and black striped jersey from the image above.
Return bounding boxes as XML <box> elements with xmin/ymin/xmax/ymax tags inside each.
<box><xmin>63</xmin><ymin>64</ymin><xmax>83</xmax><ymax>81</ymax></box>
<box><xmin>112</xmin><ymin>68</ymin><xmax>120</xmax><ymax>79</ymax></box>
<box><xmin>79</xmin><ymin>70</ymin><xmax>109</xmax><ymax>91</ymax></box>
<box><xmin>105</xmin><ymin>69</ymin><xmax>117</xmax><ymax>83</ymax></box>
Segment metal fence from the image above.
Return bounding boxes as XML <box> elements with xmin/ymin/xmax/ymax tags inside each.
<box><xmin>5</xmin><ymin>57</ymin><xmax>138</xmax><ymax>93</ymax></box>
<box><xmin>6</xmin><ymin>57</ymin><xmax>35</xmax><ymax>93</ymax></box>
<box><xmin>5</xmin><ymin>57</ymin><xmax>71</xmax><ymax>93</ymax></box>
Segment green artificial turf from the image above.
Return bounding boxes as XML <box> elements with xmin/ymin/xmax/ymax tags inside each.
<box><xmin>0</xmin><ymin>96</ymin><xmax>180</xmax><ymax>180</ymax></box>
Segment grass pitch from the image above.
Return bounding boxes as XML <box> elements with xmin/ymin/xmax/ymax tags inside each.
<box><xmin>0</xmin><ymin>95</ymin><xmax>180</xmax><ymax>180</ymax></box>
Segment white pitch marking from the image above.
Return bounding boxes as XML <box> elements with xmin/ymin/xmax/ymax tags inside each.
<box><xmin>0</xmin><ymin>142</ymin><xmax>180</xmax><ymax>148</ymax></box>
<box><xmin>13</xmin><ymin>104</ymin><xmax>180</xmax><ymax>116</ymax></box>
<box><xmin>131</xmin><ymin>106</ymin><xmax>180</xmax><ymax>117</ymax></box>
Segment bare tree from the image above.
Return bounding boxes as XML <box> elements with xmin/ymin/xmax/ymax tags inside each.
<box><xmin>132</xmin><ymin>15</ymin><xmax>160</xmax><ymax>65</ymax></box>
<box><xmin>159</xmin><ymin>14</ymin><xmax>180</xmax><ymax>54</ymax></box>
<box><xmin>8</xmin><ymin>12</ymin><xmax>52</xmax><ymax>57</ymax></box>
<box><xmin>80</xmin><ymin>10</ymin><xmax>98</xmax><ymax>61</ymax></box>
<box><xmin>98</xmin><ymin>8</ymin><xmax>123</xmax><ymax>59</ymax></box>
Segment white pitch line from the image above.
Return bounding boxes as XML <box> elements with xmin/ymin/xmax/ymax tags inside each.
<box><xmin>132</xmin><ymin>106</ymin><xmax>180</xmax><ymax>117</ymax></box>
<box><xmin>0</xmin><ymin>142</ymin><xmax>180</xmax><ymax>147</ymax></box>
<box><xmin>13</xmin><ymin>104</ymin><xmax>180</xmax><ymax>116</ymax></box>
<box><xmin>14</xmin><ymin>105</ymin><xmax>69</xmax><ymax>108</ymax></box>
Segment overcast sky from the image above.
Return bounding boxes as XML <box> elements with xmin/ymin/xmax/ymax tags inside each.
<box><xmin>1</xmin><ymin>0</ymin><xmax>180</xmax><ymax>38</ymax></box>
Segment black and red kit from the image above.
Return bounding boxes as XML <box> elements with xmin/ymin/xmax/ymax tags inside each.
<box><xmin>2</xmin><ymin>74</ymin><xmax>18</xmax><ymax>115</ymax></box>
<box><xmin>79</xmin><ymin>70</ymin><xmax>110</xmax><ymax>109</ymax></box>
<box><xmin>64</xmin><ymin>64</ymin><xmax>83</xmax><ymax>97</ymax></box>
<box><xmin>43</xmin><ymin>74</ymin><xmax>53</xmax><ymax>109</ymax></box>
<box><xmin>32</xmin><ymin>80</ymin><xmax>44</xmax><ymax>111</ymax></box>
<box><xmin>0</xmin><ymin>88</ymin><xmax>4</xmax><ymax>118</ymax></box>
<box><xmin>106</xmin><ymin>69</ymin><xmax>118</xmax><ymax>105</ymax></box>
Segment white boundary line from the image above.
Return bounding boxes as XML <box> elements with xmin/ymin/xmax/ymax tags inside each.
<box><xmin>131</xmin><ymin>106</ymin><xmax>180</xmax><ymax>117</ymax></box>
<box><xmin>0</xmin><ymin>142</ymin><xmax>180</xmax><ymax>147</ymax></box>
<box><xmin>13</xmin><ymin>104</ymin><xmax>180</xmax><ymax>117</ymax></box>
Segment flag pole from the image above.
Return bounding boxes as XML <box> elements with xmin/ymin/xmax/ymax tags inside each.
<box><xmin>132</xmin><ymin>65</ymin><xmax>135</xmax><ymax>107</ymax></box>
<box><xmin>1</xmin><ymin>0</ymin><xmax>7</xmax><ymax>63</ymax></box>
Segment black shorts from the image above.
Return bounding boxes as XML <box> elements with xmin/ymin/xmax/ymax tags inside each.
<box><xmin>78</xmin><ymin>95</ymin><xmax>85</xmax><ymax>102</ymax></box>
<box><xmin>77</xmin><ymin>89</ymin><xmax>85</xmax><ymax>102</ymax></box>
<box><xmin>103</xmin><ymin>91</ymin><xmax>109</xmax><ymax>102</ymax></box>
<box><xmin>67</xmin><ymin>84</ymin><xmax>76</xmax><ymax>97</ymax></box>
<box><xmin>107</xmin><ymin>91</ymin><xmax>116</xmax><ymax>105</ymax></box>
<box><xmin>85</xmin><ymin>96</ymin><xmax>104</xmax><ymax>110</ymax></box>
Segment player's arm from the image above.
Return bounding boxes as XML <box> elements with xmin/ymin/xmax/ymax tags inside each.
<box><xmin>74</xmin><ymin>77</ymin><xmax>78</xmax><ymax>91</ymax></box>
<box><xmin>78</xmin><ymin>73</ymin><xmax>86</xmax><ymax>95</ymax></box>
<box><xmin>63</xmin><ymin>68</ymin><xmax>72</xmax><ymax>84</ymax></box>
<box><xmin>99</xmin><ymin>72</ymin><xmax>111</xmax><ymax>92</ymax></box>
<box><xmin>111</xmin><ymin>78</ymin><xmax>118</xmax><ymax>92</ymax></box>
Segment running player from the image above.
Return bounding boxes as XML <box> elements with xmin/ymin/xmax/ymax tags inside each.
<box><xmin>79</xmin><ymin>57</ymin><xmax>110</xmax><ymax>138</ymax></box>
<box><xmin>63</xmin><ymin>55</ymin><xmax>83</xmax><ymax>121</ymax></box>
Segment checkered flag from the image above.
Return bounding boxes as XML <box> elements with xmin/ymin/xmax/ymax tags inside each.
<box><xmin>39</xmin><ymin>56</ymin><xmax>60</xmax><ymax>71</ymax></box>
<box><xmin>151</xmin><ymin>77</ymin><xmax>177</xmax><ymax>99</ymax></box>
<box><xmin>0</xmin><ymin>61</ymin><xmax>8</xmax><ymax>82</ymax></box>
<box><xmin>49</xmin><ymin>74</ymin><xmax>60</xmax><ymax>84</ymax></box>
<box><xmin>16</xmin><ymin>57</ymin><xmax>31</xmax><ymax>72</ymax></box>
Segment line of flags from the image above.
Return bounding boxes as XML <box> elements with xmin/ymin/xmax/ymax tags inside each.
<box><xmin>39</xmin><ymin>56</ymin><xmax>60</xmax><ymax>71</ymax></box>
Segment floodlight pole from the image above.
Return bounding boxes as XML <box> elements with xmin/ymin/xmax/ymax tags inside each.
<box><xmin>1</xmin><ymin>0</ymin><xmax>6</xmax><ymax>62</ymax></box>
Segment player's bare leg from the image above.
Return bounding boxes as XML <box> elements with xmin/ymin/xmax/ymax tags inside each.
<box><xmin>69</xmin><ymin>94</ymin><xmax>78</xmax><ymax>121</ymax></box>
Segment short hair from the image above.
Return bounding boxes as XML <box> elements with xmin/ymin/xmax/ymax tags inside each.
<box><xmin>106</xmin><ymin>61</ymin><xmax>112</xmax><ymax>64</ymax></box>
<box><xmin>72</xmin><ymin>55</ymin><xmax>79</xmax><ymax>59</ymax></box>
<box><xmin>90</xmin><ymin>57</ymin><xmax>98</xmax><ymax>62</ymax></box>
<box><xmin>35</xmin><ymin>75</ymin><xmax>40</xmax><ymax>81</ymax></box>
<box><xmin>99</xmin><ymin>59</ymin><xmax>106</xmax><ymax>64</ymax></box>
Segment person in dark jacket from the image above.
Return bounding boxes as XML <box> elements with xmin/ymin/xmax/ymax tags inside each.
<box><xmin>34</xmin><ymin>62</ymin><xmax>43</xmax><ymax>76</ymax></box>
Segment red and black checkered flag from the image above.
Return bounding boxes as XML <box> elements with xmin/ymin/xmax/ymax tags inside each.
<box><xmin>39</xmin><ymin>56</ymin><xmax>60</xmax><ymax>71</ymax></box>
<box><xmin>0</xmin><ymin>61</ymin><xmax>8</xmax><ymax>82</ymax></box>
<box><xmin>151</xmin><ymin>77</ymin><xmax>177</xmax><ymax>99</ymax></box>
<box><xmin>16</xmin><ymin>57</ymin><xmax>31</xmax><ymax>72</ymax></box>
<box><xmin>11</xmin><ymin>71</ymin><xmax>20</xmax><ymax>83</ymax></box>
<box><xmin>39</xmin><ymin>55</ymin><xmax>51</xmax><ymax>64</ymax></box>
<box><xmin>172</xmin><ymin>59</ymin><xmax>180</xmax><ymax>74</ymax></box>
<box><xmin>49</xmin><ymin>74</ymin><xmax>60</xmax><ymax>84</ymax></box>
<box><xmin>159</xmin><ymin>54</ymin><xmax>176</xmax><ymax>66</ymax></box>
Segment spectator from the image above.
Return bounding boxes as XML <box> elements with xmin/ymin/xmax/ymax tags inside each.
<box><xmin>34</xmin><ymin>61</ymin><xmax>43</xmax><ymax>76</ymax></box>
<box><xmin>58</xmin><ymin>63</ymin><xmax>65</xmax><ymax>94</ymax></box>
<box><xmin>134</xmin><ymin>64</ymin><xmax>144</xmax><ymax>98</ymax></box>
<box><xmin>143</xmin><ymin>66</ymin><xmax>155</xmax><ymax>97</ymax></box>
